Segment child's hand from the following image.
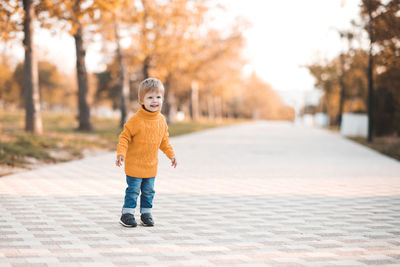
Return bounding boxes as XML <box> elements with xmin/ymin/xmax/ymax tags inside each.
<box><xmin>171</xmin><ymin>156</ymin><xmax>177</xmax><ymax>168</ymax></box>
<box><xmin>116</xmin><ymin>156</ymin><xmax>124</xmax><ymax>167</ymax></box>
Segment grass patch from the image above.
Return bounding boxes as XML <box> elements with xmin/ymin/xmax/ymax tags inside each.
<box><xmin>0</xmin><ymin>135</ymin><xmax>56</xmax><ymax>167</ymax></box>
<box><xmin>349</xmin><ymin>136</ymin><xmax>400</xmax><ymax>161</ymax></box>
<box><xmin>0</xmin><ymin>111</ymin><xmax>117</xmax><ymax>170</ymax></box>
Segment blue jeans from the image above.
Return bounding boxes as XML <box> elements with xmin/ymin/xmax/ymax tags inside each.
<box><xmin>122</xmin><ymin>176</ymin><xmax>155</xmax><ymax>215</ymax></box>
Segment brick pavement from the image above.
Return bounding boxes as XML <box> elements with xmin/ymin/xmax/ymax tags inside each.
<box><xmin>1</xmin><ymin>121</ymin><xmax>400</xmax><ymax>266</ymax></box>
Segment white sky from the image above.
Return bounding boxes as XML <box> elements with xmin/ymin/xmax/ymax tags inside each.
<box><xmin>217</xmin><ymin>0</ymin><xmax>363</xmax><ymax>107</ymax></box>
<box><xmin>5</xmin><ymin>0</ymin><xmax>363</xmax><ymax>108</ymax></box>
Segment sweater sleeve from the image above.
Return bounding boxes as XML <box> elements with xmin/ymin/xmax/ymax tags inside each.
<box><xmin>116</xmin><ymin>119</ymin><xmax>136</xmax><ymax>158</ymax></box>
<box><xmin>160</xmin><ymin>123</ymin><xmax>175</xmax><ymax>159</ymax></box>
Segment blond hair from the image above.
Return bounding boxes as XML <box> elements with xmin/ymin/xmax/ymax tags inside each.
<box><xmin>138</xmin><ymin>78</ymin><xmax>165</xmax><ymax>104</ymax></box>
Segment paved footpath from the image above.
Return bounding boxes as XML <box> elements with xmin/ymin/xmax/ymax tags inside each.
<box><xmin>1</xmin><ymin>121</ymin><xmax>400</xmax><ymax>266</ymax></box>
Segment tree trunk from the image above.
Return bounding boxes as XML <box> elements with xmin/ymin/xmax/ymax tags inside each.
<box><xmin>23</xmin><ymin>0</ymin><xmax>42</xmax><ymax>134</ymax></box>
<box><xmin>119</xmin><ymin>68</ymin><xmax>130</xmax><ymax>128</ymax></box>
<box><xmin>191</xmin><ymin>81</ymin><xmax>199</xmax><ymax>121</ymax></box>
<box><xmin>74</xmin><ymin>24</ymin><xmax>92</xmax><ymax>131</ymax></box>
<box><xmin>214</xmin><ymin>96</ymin><xmax>222</xmax><ymax>123</ymax></box>
<box><xmin>163</xmin><ymin>74</ymin><xmax>172</xmax><ymax>122</ymax></box>
<box><xmin>141</xmin><ymin>0</ymin><xmax>150</xmax><ymax>80</ymax></box>
<box><xmin>207</xmin><ymin>95</ymin><xmax>215</xmax><ymax>120</ymax></box>
<box><xmin>367</xmin><ymin>1</ymin><xmax>374</xmax><ymax>143</ymax></box>
<box><xmin>114</xmin><ymin>22</ymin><xmax>129</xmax><ymax>128</ymax></box>
<box><xmin>338</xmin><ymin>53</ymin><xmax>346</xmax><ymax>127</ymax></box>
<box><xmin>143</xmin><ymin>56</ymin><xmax>150</xmax><ymax>79</ymax></box>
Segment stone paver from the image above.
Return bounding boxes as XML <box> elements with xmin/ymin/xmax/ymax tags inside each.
<box><xmin>1</xmin><ymin>121</ymin><xmax>400</xmax><ymax>266</ymax></box>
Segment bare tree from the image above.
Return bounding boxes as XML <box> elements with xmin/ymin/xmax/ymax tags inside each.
<box><xmin>73</xmin><ymin>0</ymin><xmax>92</xmax><ymax>131</ymax></box>
<box><xmin>114</xmin><ymin>22</ymin><xmax>130</xmax><ymax>128</ymax></box>
<box><xmin>23</xmin><ymin>0</ymin><xmax>42</xmax><ymax>133</ymax></box>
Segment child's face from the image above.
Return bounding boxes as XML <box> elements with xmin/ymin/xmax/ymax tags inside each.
<box><xmin>142</xmin><ymin>91</ymin><xmax>163</xmax><ymax>112</ymax></box>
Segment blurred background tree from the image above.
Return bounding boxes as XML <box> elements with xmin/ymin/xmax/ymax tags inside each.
<box><xmin>15</xmin><ymin>0</ymin><xmax>394</xmax><ymax>133</ymax></box>
<box><xmin>0</xmin><ymin>56</ymin><xmax>20</xmax><ymax>108</ymax></box>
<box><xmin>308</xmin><ymin>0</ymin><xmax>399</xmax><ymax>137</ymax></box>
<box><xmin>39</xmin><ymin>0</ymin><xmax>105</xmax><ymax>131</ymax></box>
<box><xmin>12</xmin><ymin>61</ymin><xmax>76</xmax><ymax>110</ymax></box>
<box><xmin>0</xmin><ymin>0</ymin><xmax>43</xmax><ymax>133</ymax></box>
<box><xmin>361</xmin><ymin>0</ymin><xmax>400</xmax><ymax>136</ymax></box>
<box><xmin>308</xmin><ymin>49</ymin><xmax>369</xmax><ymax>125</ymax></box>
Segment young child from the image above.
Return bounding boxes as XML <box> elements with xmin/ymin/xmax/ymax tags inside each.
<box><xmin>116</xmin><ymin>78</ymin><xmax>177</xmax><ymax>227</ymax></box>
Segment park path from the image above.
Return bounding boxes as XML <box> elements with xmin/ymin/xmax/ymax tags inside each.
<box><xmin>1</xmin><ymin>121</ymin><xmax>400</xmax><ymax>266</ymax></box>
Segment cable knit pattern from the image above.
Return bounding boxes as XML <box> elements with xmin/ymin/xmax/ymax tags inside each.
<box><xmin>116</xmin><ymin>106</ymin><xmax>175</xmax><ymax>178</ymax></box>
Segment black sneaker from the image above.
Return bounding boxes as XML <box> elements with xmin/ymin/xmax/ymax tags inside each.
<box><xmin>140</xmin><ymin>213</ymin><xmax>154</xmax><ymax>227</ymax></box>
<box><xmin>120</xmin><ymin>213</ymin><xmax>137</xmax><ymax>227</ymax></box>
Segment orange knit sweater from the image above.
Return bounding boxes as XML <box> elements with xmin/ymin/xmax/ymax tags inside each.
<box><xmin>116</xmin><ymin>106</ymin><xmax>175</xmax><ymax>178</ymax></box>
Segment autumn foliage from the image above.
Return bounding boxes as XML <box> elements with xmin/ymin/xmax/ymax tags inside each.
<box><xmin>307</xmin><ymin>0</ymin><xmax>400</xmax><ymax>136</ymax></box>
<box><xmin>0</xmin><ymin>0</ymin><xmax>293</xmax><ymax>133</ymax></box>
